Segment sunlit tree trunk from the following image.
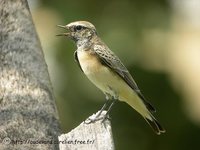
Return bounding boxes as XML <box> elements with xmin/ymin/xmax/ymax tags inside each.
<box><xmin>0</xmin><ymin>0</ymin><xmax>60</xmax><ymax>149</ymax></box>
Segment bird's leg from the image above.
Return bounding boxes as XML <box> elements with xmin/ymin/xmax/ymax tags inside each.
<box><xmin>96</xmin><ymin>93</ymin><xmax>112</xmax><ymax>117</ymax></box>
<box><xmin>101</xmin><ymin>89</ymin><xmax>118</xmax><ymax>122</ymax></box>
<box><xmin>101</xmin><ymin>98</ymin><xmax>117</xmax><ymax>123</ymax></box>
<box><xmin>94</xmin><ymin>100</ymin><xmax>110</xmax><ymax>119</ymax></box>
<box><xmin>84</xmin><ymin>93</ymin><xmax>111</xmax><ymax>124</ymax></box>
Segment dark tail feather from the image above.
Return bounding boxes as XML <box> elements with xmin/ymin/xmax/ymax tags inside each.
<box><xmin>144</xmin><ymin>116</ymin><xmax>165</xmax><ymax>135</ymax></box>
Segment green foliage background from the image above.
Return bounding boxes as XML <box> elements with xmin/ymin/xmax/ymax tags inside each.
<box><xmin>32</xmin><ymin>0</ymin><xmax>200</xmax><ymax>149</ymax></box>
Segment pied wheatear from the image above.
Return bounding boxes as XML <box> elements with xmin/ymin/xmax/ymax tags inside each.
<box><xmin>57</xmin><ymin>21</ymin><xmax>165</xmax><ymax>135</ymax></box>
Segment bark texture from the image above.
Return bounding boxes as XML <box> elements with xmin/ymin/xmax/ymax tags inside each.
<box><xmin>0</xmin><ymin>0</ymin><xmax>60</xmax><ymax>149</ymax></box>
<box><xmin>59</xmin><ymin>111</ymin><xmax>115</xmax><ymax>150</ymax></box>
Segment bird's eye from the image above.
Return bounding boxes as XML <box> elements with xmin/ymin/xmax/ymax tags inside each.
<box><xmin>75</xmin><ymin>25</ymin><xmax>83</xmax><ymax>31</ymax></box>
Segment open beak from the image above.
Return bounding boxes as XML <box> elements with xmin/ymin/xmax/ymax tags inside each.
<box><xmin>56</xmin><ymin>25</ymin><xmax>70</xmax><ymax>36</ymax></box>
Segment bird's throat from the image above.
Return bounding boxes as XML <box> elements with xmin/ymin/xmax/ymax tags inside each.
<box><xmin>76</xmin><ymin>34</ymin><xmax>98</xmax><ymax>49</ymax></box>
<box><xmin>76</xmin><ymin>39</ymin><xmax>91</xmax><ymax>49</ymax></box>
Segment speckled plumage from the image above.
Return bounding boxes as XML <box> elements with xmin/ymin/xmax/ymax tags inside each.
<box><xmin>58</xmin><ymin>21</ymin><xmax>165</xmax><ymax>134</ymax></box>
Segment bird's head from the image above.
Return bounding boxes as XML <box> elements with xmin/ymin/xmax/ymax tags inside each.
<box><xmin>57</xmin><ymin>21</ymin><xmax>97</xmax><ymax>45</ymax></box>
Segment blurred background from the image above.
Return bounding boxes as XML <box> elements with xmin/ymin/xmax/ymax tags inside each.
<box><xmin>28</xmin><ymin>0</ymin><xmax>200</xmax><ymax>149</ymax></box>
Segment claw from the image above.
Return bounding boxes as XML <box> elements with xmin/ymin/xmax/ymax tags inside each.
<box><xmin>84</xmin><ymin>110</ymin><xmax>111</xmax><ymax>124</ymax></box>
<box><xmin>101</xmin><ymin>114</ymin><xmax>111</xmax><ymax>123</ymax></box>
<box><xmin>84</xmin><ymin>116</ymin><xmax>103</xmax><ymax>124</ymax></box>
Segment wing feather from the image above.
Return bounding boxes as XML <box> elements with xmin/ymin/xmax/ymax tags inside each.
<box><xmin>93</xmin><ymin>44</ymin><xmax>156</xmax><ymax>113</ymax></box>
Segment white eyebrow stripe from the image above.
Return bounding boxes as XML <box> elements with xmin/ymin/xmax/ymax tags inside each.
<box><xmin>67</xmin><ymin>21</ymin><xmax>96</xmax><ymax>30</ymax></box>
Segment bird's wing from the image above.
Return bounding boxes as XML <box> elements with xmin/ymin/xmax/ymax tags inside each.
<box><xmin>74</xmin><ymin>50</ymin><xmax>83</xmax><ymax>72</ymax></box>
<box><xmin>93</xmin><ymin>44</ymin><xmax>156</xmax><ymax>112</ymax></box>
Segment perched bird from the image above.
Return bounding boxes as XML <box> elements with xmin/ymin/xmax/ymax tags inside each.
<box><xmin>57</xmin><ymin>21</ymin><xmax>165</xmax><ymax>135</ymax></box>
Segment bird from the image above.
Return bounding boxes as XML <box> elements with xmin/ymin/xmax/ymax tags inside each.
<box><xmin>57</xmin><ymin>21</ymin><xmax>165</xmax><ymax>135</ymax></box>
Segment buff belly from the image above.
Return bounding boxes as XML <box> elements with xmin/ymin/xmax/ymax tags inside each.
<box><xmin>77</xmin><ymin>50</ymin><xmax>149</xmax><ymax>117</ymax></box>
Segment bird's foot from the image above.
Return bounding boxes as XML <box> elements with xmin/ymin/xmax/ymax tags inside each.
<box><xmin>84</xmin><ymin>111</ymin><xmax>111</xmax><ymax>124</ymax></box>
<box><xmin>101</xmin><ymin>114</ymin><xmax>111</xmax><ymax>123</ymax></box>
<box><xmin>84</xmin><ymin>116</ymin><xmax>102</xmax><ymax>124</ymax></box>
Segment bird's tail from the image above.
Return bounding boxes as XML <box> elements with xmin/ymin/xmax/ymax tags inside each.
<box><xmin>119</xmin><ymin>88</ymin><xmax>165</xmax><ymax>134</ymax></box>
<box><xmin>144</xmin><ymin>114</ymin><xmax>165</xmax><ymax>135</ymax></box>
